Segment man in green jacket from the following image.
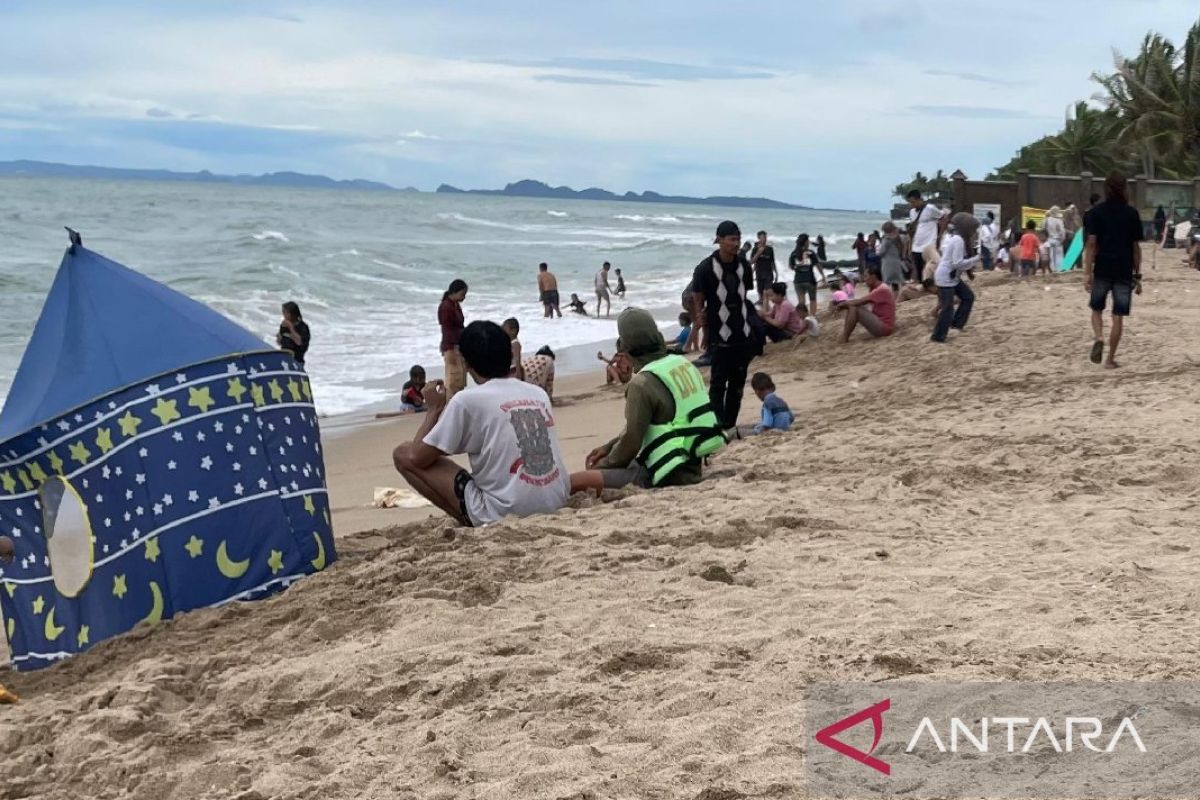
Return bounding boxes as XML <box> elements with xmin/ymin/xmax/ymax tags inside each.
<box><xmin>571</xmin><ymin>308</ymin><xmax>725</xmax><ymax>493</ymax></box>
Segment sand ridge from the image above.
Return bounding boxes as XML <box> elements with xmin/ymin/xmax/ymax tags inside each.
<box><xmin>3</xmin><ymin>250</ymin><xmax>1200</xmax><ymax>799</ymax></box>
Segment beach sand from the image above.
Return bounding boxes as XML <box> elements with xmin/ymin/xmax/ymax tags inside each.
<box><xmin>4</xmin><ymin>246</ymin><xmax>1200</xmax><ymax>799</ymax></box>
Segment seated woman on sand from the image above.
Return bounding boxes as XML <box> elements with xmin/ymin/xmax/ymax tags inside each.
<box><xmin>521</xmin><ymin>346</ymin><xmax>556</xmax><ymax>403</ymax></box>
<box><xmin>598</xmin><ymin>344</ymin><xmax>633</xmax><ymax>385</ymax></box>
<box><xmin>837</xmin><ymin>266</ymin><xmax>896</xmax><ymax>343</ymax></box>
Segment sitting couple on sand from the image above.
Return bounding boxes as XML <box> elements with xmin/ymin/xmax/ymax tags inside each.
<box><xmin>392</xmin><ymin>310</ymin><xmax>725</xmax><ymax>526</ymax></box>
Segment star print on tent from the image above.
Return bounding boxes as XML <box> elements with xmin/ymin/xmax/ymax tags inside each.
<box><xmin>0</xmin><ymin>243</ymin><xmax>336</xmax><ymax>671</ymax></box>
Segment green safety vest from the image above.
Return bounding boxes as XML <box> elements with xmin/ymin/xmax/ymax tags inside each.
<box><xmin>636</xmin><ymin>354</ymin><xmax>726</xmax><ymax>485</ymax></box>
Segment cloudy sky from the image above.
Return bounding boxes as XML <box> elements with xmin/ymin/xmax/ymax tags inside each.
<box><xmin>1</xmin><ymin>1</ymin><xmax>1197</xmax><ymax>209</ymax></box>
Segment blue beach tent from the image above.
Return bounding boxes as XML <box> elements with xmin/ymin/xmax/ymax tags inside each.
<box><xmin>0</xmin><ymin>244</ymin><xmax>336</xmax><ymax>670</ymax></box>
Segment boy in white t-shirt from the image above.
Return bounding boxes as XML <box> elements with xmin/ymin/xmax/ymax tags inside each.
<box><xmin>392</xmin><ymin>320</ymin><xmax>570</xmax><ymax>527</ymax></box>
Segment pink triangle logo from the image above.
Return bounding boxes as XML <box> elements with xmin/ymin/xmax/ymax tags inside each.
<box><xmin>814</xmin><ymin>698</ymin><xmax>891</xmax><ymax>775</ymax></box>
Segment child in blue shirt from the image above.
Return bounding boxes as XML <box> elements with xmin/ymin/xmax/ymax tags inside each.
<box><xmin>668</xmin><ymin>311</ymin><xmax>692</xmax><ymax>354</ymax></box>
<box><xmin>750</xmin><ymin>372</ymin><xmax>793</xmax><ymax>434</ymax></box>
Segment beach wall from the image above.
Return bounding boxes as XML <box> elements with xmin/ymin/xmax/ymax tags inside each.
<box><xmin>953</xmin><ymin>170</ymin><xmax>1200</xmax><ymax>225</ymax></box>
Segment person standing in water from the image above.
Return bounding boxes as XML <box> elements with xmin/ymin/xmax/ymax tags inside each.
<box><xmin>693</xmin><ymin>220</ymin><xmax>756</xmax><ymax>431</ymax></box>
<box><xmin>438</xmin><ymin>279</ymin><xmax>468</xmax><ymax>397</ymax></box>
<box><xmin>594</xmin><ymin>262</ymin><xmax>613</xmax><ymax>318</ymax></box>
<box><xmin>277</xmin><ymin>301</ymin><xmax>311</xmax><ymax>366</ymax></box>
<box><xmin>750</xmin><ymin>230</ymin><xmax>777</xmax><ymax>304</ymax></box>
<box><xmin>815</xmin><ymin>235</ymin><xmax>828</xmax><ymax>265</ymax></box>
<box><xmin>537</xmin><ymin>262</ymin><xmax>561</xmax><ymax>318</ymax></box>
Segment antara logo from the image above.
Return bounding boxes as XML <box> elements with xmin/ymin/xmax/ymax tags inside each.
<box><xmin>814</xmin><ymin>698</ymin><xmax>1148</xmax><ymax>775</ymax></box>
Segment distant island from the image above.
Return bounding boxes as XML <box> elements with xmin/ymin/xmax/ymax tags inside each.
<box><xmin>0</xmin><ymin>160</ymin><xmax>414</xmax><ymax>192</ymax></box>
<box><xmin>437</xmin><ymin>179</ymin><xmax>807</xmax><ymax>210</ymax></box>
<box><xmin>0</xmin><ymin>160</ymin><xmax>824</xmax><ymax>210</ymax></box>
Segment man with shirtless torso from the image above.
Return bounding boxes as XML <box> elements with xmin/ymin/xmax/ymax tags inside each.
<box><xmin>537</xmin><ymin>262</ymin><xmax>562</xmax><ymax>318</ymax></box>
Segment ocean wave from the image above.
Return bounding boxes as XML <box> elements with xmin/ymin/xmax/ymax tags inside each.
<box><xmin>436</xmin><ymin>212</ymin><xmax>536</xmax><ymax>232</ymax></box>
<box><xmin>605</xmin><ymin>237</ymin><xmax>697</xmax><ymax>252</ymax></box>
<box><xmin>325</xmin><ymin>248</ymin><xmax>361</xmax><ymax>257</ymax></box>
<box><xmin>341</xmin><ymin>271</ymin><xmax>407</xmax><ymax>287</ymax></box>
<box><xmin>269</xmin><ymin>263</ymin><xmax>302</xmax><ymax>279</ymax></box>
<box><xmin>546</xmin><ymin>210</ymin><xmax>569</xmax><ymax>217</ymax></box>
<box><xmin>677</xmin><ymin>213</ymin><xmax>720</xmax><ymax>220</ymax></box>
<box><xmin>252</xmin><ymin>230</ymin><xmax>290</xmax><ymax>242</ymax></box>
<box><xmin>614</xmin><ymin>214</ymin><xmax>681</xmax><ymax>224</ymax></box>
<box><xmin>309</xmin><ymin>383</ymin><xmax>395</xmax><ymax>417</ymax></box>
<box><xmin>340</xmin><ymin>272</ymin><xmax>446</xmax><ymax>296</ymax></box>
<box><xmin>371</xmin><ymin>258</ymin><xmax>414</xmax><ymax>271</ymax></box>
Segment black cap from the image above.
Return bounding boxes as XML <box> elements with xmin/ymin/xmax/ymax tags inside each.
<box><xmin>715</xmin><ymin>220</ymin><xmax>740</xmax><ymax>238</ymax></box>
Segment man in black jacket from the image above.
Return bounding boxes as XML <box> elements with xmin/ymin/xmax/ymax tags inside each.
<box><xmin>692</xmin><ymin>220</ymin><xmax>756</xmax><ymax>430</ymax></box>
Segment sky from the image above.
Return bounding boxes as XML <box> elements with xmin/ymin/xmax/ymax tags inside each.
<box><xmin>1</xmin><ymin>1</ymin><xmax>1198</xmax><ymax>210</ymax></box>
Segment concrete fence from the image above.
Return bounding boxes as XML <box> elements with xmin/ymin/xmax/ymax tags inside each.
<box><xmin>951</xmin><ymin>170</ymin><xmax>1200</xmax><ymax>225</ymax></box>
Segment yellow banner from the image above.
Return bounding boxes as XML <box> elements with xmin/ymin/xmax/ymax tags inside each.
<box><xmin>1021</xmin><ymin>206</ymin><xmax>1047</xmax><ymax>228</ymax></box>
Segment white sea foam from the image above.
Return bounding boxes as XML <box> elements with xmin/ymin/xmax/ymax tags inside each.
<box><xmin>614</xmin><ymin>214</ymin><xmax>682</xmax><ymax>224</ymax></box>
<box><xmin>371</xmin><ymin>258</ymin><xmax>413</xmax><ymax>271</ymax></box>
<box><xmin>437</xmin><ymin>212</ymin><xmax>537</xmax><ymax>232</ymax></box>
<box><xmin>269</xmin><ymin>264</ymin><xmax>302</xmax><ymax>279</ymax></box>
<box><xmin>546</xmin><ymin>210</ymin><xmax>569</xmax><ymax>217</ymax></box>
<box><xmin>252</xmin><ymin>230</ymin><xmax>290</xmax><ymax>242</ymax></box>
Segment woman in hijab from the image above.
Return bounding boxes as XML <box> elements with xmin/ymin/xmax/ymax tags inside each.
<box><xmin>878</xmin><ymin>222</ymin><xmax>905</xmax><ymax>292</ymax></box>
<box><xmin>931</xmin><ymin>212</ymin><xmax>982</xmax><ymax>343</ymax></box>
<box><xmin>1045</xmin><ymin>206</ymin><xmax>1065</xmax><ymax>271</ymax></box>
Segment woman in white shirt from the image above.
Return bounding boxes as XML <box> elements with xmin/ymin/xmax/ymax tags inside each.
<box><xmin>931</xmin><ymin>213</ymin><xmax>981</xmax><ymax>343</ymax></box>
<box><xmin>1045</xmin><ymin>206</ymin><xmax>1066</xmax><ymax>271</ymax></box>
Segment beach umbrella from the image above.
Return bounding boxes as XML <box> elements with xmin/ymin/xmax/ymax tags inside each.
<box><xmin>0</xmin><ymin>240</ymin><xmax>336</xmax><ymax>670</ymax></box>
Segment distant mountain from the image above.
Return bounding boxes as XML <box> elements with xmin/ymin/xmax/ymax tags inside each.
<box><xmin>0</xmin><ymin>160</ymin><xmax>401</xmax><ymax>191</ymax></box>
<box><xmin>437</xmin><ymin>179</ymin><xmax>809</xmax><ymax>210</ymax></box>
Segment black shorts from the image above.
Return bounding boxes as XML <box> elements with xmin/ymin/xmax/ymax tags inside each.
<box><xmin>794</xmin><ymin>281</ymin><xmax>817</xmax><ymax>304</ymax></box>
<box><xmin>755</xmin><ymin>276</ymin><xmax>772</xmax><ymax>295</ymax></box>
<box><xmin>911</xmin><ymin>252</ymin><xmax>926</xmax><ymax>276</ymax></box>
<box><xmin>452</xmin><ymin>469</ymin><xmax>476</xmax><ymax>527</ymax></box>
<box><xmin>1089</xmin><ymin>277</ymin><xmax>1132</xmax><ymax>316</ymax></box>
<box><xmin>541</xmin><ymin>289</ymin><xmax>559</xmax><ymax>306</ymax></box>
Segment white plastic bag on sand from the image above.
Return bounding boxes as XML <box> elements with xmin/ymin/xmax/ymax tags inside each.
<box><xmin>372</xmin><ymin>487</ymin><xmax>433</xmax><ymax>509</ymax></box>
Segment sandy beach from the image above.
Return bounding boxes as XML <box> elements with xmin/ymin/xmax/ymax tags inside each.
<box><xmin>4</xmin><ymin>245</ymin><xmax>1200</xmax><ymax>799</ymax></box>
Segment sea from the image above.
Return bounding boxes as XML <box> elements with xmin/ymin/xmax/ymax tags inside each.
<box><xmin>0</xmin><ymin>177</ymin><xmax>882</xmax><ymax>417</ymax></box>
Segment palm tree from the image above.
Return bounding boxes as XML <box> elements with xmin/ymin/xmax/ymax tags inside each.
<box><xmin>1092</xmin><ymin>24</ymin><xmax>1200</xmax><ymax>178</ymax></box>
<box><xmin>1040</xmin><ymin>102</ymin><xmax>1122</xmax><ymax>175</ymax></box>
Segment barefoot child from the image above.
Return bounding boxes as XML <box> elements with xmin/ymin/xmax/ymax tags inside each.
<box><xmin>502</xmin><ymin>318</ymin><xmax>524</xmax><ymax>381</ymax></box>
<box><xmin>750</xmin><ymin>372</ymin><xmax>794</xmax><ymax>434</ymax></box>
<box><xmin>375</xmin><ymin>365</ymin><xmax>427</xmax><ymax>419</ymax></box>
